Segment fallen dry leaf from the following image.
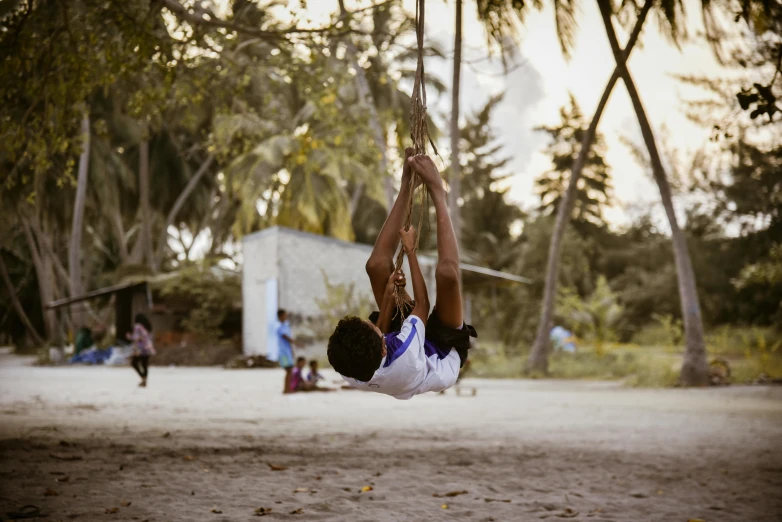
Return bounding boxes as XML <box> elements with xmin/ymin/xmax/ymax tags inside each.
<box><xmin>441</xmin><ymin>504</ymin><xmax>449</xmax><ymax>510</ymax></box>
<box><xmin>44</xmin><ymin>488</ymin><xmax>59</xmax><ymax>496</ymax></box>
<box><xmin>162</xmin><ymin>432</ymin><xmax>171</xmax><ymax>438</ymax></box>
<box><xmin>293</xmin><ymin>488</ymin><xmax>309</xmax><ymax>493</ymax></box>
<box><xmin>183</xmin><ymin>455</ymin><xmax>196</xmax><ymax>461</ymax></box>
<box><xmin>434</xmin><ymin>490</ymin><xmax>468</xmax><ymax>498</ymax></box>
<box><xmin>484</xmin><ymin>498</ymin><xmax>511</xmax><ymax>503</ymax></box>
<box><xmin>50</xmin><ymin>471</ymin><xmax>66</xmax><ymax>476</ymax></box>
<box><xmin>687</xmin><ymin>519</ymin><xmax>706</xmax><ymax>522</ymax></box>
<box><xmin>49</xmin><ymin>453</ymin><xmax>82</xmax><ymax>461</ymax></box>
<box><xmin>56</xmin><ymin>476</ymin><xmax>70</xmax><ymax>483</ymax></box>
<box><xmin>253</xmin><ymin>507</ymin><xmax>272</xmax><ymax>517</ymax></box>
<box><xmin>360</xmin><ymin>486</ymin><xmax>373</xmax><ymax>493</ymax></box>
<box><xmin>290</xmin><ymin>508</ymin><xmax>303</xmax><ymax>515</ymax></box>
<box><xmin>211</xmin><ymin>508</ymin><xmax>223</xmax><ymax>514</ymax></box>
<box><xmin>120</xmin><ymin>501</ymin><xmax>132</xmax><ymax>507</ymax></box>
<box><xmin>556</xmin><ymin>508</ymin><xmax>579</xmax><ymax>518</ymax></box>
<box><xmin>267</xmin><ymin>463</ymin><xmax>288</xmax><ymax>471</ymax></box>
<box><xmin>657</xmin><ymin>489</ymin><xmax>664</xmax><ymax>495</ymax></box>
<box><xmin>105</xmin><ymin>507</ymin><xmax>119</xmax><ymax>514</ymax></box>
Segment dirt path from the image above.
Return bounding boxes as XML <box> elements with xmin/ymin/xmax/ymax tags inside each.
<box><xmin>1</xmin><ymin>355</ymin><xmax>780</xmax><ymax>521</ymax></box>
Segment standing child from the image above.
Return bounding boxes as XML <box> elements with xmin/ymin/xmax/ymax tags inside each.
<box><xmin>276</xmin><ymin>309</ymin><xmax>301</xmax><ymax>394</ymax></box>
<box><xmin>327</xmin><ymin>152</ymin><xmax>476</xmax><ymax>400</ymax></box>
<box><xmin>127</xmin><ymin>313</ymin><xmax>156</xmax><ymax>388</ymax></box>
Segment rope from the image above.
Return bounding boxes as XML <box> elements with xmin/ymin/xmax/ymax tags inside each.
<box><xmin>393</xmin><ymin>0</ymin><xmax>436</xmax><ymax>314</ymax></box>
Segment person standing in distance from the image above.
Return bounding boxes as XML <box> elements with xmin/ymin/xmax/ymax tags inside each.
<box><xmin>276</xmin><ymin>309</ymin><xmax>302</xmax><ymax>394</ymax></box>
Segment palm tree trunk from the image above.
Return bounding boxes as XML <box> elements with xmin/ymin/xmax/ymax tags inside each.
<box><xmin>0</xmin><ymin>252</ymin><xmax>45</xmax><ymax>347</ymax></box>
<box><xmin>69</xmin><ymin>114</ymin><xmax>90</xmax><ymax>327</ymax></box>
<box><xmin>526</xmin><ymin>0</ymin><xmax>652</xmax><ymax>373</ymax></box>
<box><xmin>597</xmin><ymin>0</ymin><xmax>709</xmax><ymax>386</ymax></box>
<box><xmin>154</xmin><ymin>155</ymin><xmax>214</xmax><ymax>271</ymax></box>
<box><xmin>449</xmin><ymin>0</ymin><xmax>463</xmax><ymax>245</ymax></box>
<box><xmin>138</xmin><ymin>137</ymin><xmax>154</xmax><ymax>272</ymax></box>
<box><xmin>21</xmin><ymin>217</ymin><xmax>55</xmax><ymax>339</ymax></box>
<box><xmin>337</xmin><ymin>0</ymin><xmax>393</xmax><ymax>214</ymax></box>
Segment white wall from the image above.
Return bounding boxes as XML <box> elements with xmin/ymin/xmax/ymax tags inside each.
<box><xmin>242</xmin><ymin>229</ymin><xmax>279</xmax><ymax>356</ymax></box>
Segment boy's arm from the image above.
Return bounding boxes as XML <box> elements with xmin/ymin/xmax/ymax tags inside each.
<box><xmin>375</xmin><ymin>271</ymin><xmax>403</xmax><ymax>333</ymax></box>
<box><xmin>400</xmin><ymin>227</ymin><xmax>429</xmax><ymax>326</ymax></box>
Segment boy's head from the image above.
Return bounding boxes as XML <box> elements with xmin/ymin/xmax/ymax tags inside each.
<box><xmin>327</xmin><ymin>316</ymin><xmax>385</xmax><ymax>382</ymax></box>
<box><xmin>295</xmin><ymin>356</ymin><xmax>307</xmax><ymax>369</ymax></box>
<box><xmin>278</xmin><ymin>309</ymin><xmax>288</xmax><ymax>322</ymax></box>
<box><xmin>309</xmin><ymin>360</ymin><xmax>319</xmax><ymax>371</ymax></box>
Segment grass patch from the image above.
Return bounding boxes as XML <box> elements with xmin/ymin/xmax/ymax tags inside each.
<box><xmin>469</xmin><ymin>336</ymin><xmax>782</xmax><ymax>387</ymax></box>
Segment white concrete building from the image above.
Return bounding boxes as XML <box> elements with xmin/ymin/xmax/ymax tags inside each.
<box><xmin>241</xmin><ymin>226</ymin><xmax>529</xmax><ymax>358</ymax></box>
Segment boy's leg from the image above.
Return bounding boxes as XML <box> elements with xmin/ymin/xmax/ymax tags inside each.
<box><xmin>409</xmin><ymin>155</ymin><xmax>463</xmax><ymax>329</ymax></box>
<box><xmin>366</xmin><ymin>148</ymin><xmax>417</xmax><ymax>308</ymax></box>
<box><xmin>283</xmin><ymin>368</ymin><xmax>292</xmax><ymax>394</ymax></box>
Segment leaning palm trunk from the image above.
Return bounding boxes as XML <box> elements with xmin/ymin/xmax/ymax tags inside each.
<box><xmin>154</xmin><ymin>155</ymin><xmax>214</xmax><ymax>271</ymax></box>
<box><xmin>449</xmin><ymin>0</ymin><xmax>463</xmax><ymax>245</ymax></box>
<box><xmin>138</xmin><ymin>137</ymin><xmax>155</xmax><ymax>272</ymax></box>
<box><xmin>596</xmin><ymin>0</ymin><xmax>709</xmax><ymax>386</ymax></box>
<box><xmin>69</xmin><ymin>114</ymin><xmax>90</xmax><ymax>326</ymax></box>
<box><xmin>526</xmin><ymin>0</ymin><xmax>652</xmax><ymax>373</ymax></box>
<box><xmin>337</xmin><ymin>0</ymin><xmax>394</xmax><ymax>215</ymax></box>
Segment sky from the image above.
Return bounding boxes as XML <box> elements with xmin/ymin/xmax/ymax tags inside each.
<box><xmin>402</xmin><ymin>0</ymin><xmax>730</xmax><ymax>228</ymax></box>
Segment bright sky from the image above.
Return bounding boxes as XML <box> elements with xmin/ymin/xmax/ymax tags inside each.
<box><xmin>416</xmin><ymin>0</ymin><xmax>728</xmax><ymax>228</ymax></box>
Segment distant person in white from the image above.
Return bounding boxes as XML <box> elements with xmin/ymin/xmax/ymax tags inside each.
<box><xmin>327</xmin><ymin>152</ymin><xmax>476</xmax><ymax>400</ymax></box>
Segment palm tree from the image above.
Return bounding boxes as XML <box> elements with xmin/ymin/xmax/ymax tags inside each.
<box><xmin>596</xmin><ymin>0</ymin><xmax>709</xmax><ymax>385</ymax></box>
<box><xmin>527</xmin><ymin>0</ymin><xmax>652</xmax><ymax>374</ymax></box>
<box><xmin>69</xmin><ymin>113</ymin><xmax>90</xmax><ymax>324</ymax></box>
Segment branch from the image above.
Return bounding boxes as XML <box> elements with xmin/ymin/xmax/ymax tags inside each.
<box><xmin>158</xmin><ymin>0</ymin><xmax>371</xmax><ymax>41</ymax></box>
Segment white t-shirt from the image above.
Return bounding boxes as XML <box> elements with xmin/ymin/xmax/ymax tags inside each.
<box><xmin>341</xmin><ymin>315</ymin><xmax>461</xmax><ymax>400</ymax></box>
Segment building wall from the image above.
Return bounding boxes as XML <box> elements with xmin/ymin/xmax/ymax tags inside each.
<box><xmin>242</xmin><ymin>229</ymin><xmax>280</xmax><ymax>356</ymax></box>
<box><xmin>242</xmin><ymin>227</ymin><xmax>436</xmax><ymax>359</ymax></box>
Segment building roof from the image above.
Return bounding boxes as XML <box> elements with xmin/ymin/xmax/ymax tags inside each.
<box><xmin>243</xmin><ymin>226</ymin><xmax>531</xmax><ymax>285</ymax></box>
<box><xmin>46</xmin><ymin>281</ymin><xmax>147</xmax><ymax>310</ymax></box>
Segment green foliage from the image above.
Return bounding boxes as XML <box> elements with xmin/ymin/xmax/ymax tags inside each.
<box><xmin>556</xmin><ymin>276</ymin><xmax>622</xmax><ymax>355</ymax></box>
<box><xmin>311</xmin><ymin>273</ymin><xmax>375</xmax><ymax>342</ymax></box>
<box><xmin>535</xmin><ymin>95</ymin><xmax>613</xmax><ymax>232</ymax></box>
<box><xmin>736</xmin><ymin>243</ymin><xmax>782</xmax><ymax>288</ymax></box>
<box><xmin>157</xmin><ymin>266</ymin><xmax>241</xmax><ymax>340</ymax></box>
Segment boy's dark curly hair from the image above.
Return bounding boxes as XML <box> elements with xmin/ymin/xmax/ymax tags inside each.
<box><xmin>327</xmin><ymin>316</ymin><xmax>383</xmax><ymax>382</ymax></box>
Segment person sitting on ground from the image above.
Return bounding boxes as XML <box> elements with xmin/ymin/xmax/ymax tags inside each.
<box><xmin>327</xmin><ymin>152</ymin><xmax>477</xmax><ymax>400</ymax></box>
<box><xmin>306</xmin><ymin>360</ymin><xmax>325</xmax><ymax>387</ymax></box>
<box><xmin>290</xmin><ymin>357</ymin><xmax>333</xmax><ymax>393</ymax></box>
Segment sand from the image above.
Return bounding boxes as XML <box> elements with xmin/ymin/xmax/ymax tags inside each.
<box><xmin>1</xmin><ymin>354</ymin><xmax>781</xmax><ymax>522</ymax></box>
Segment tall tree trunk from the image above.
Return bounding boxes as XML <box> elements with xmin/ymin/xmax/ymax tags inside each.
<box><xmin>337</xmin><ymin>0</ymin><xmax>394</xmax><ymax>214</ymax></box>
<box><xmin>449</xmin><ymin>0</ymin><xmax>463</xmax><ymax>246</ymax></box>
<box><xmin>21</xmin><ymin>218</ymin><xmax>55</xmax><ymax>339</ymax></box>
<box><xmin>154</xmin><ymin>155</ymin><xmax>214</xmax><ymax>271</ymax></box>
<box><xmin>526</xmin><ymin>0</ymin><xmax>652</xmax><ymax>374</ymax></box>
<box><xmin>0</xmin><ymin>252</ymin><xmax>45</xmax><ymax>347</ymax></box>
<box><xmin>69</xmin><ymin>114</ymin><xmax>90</xmax><ymax>327</ymax></box>
<box><xmin>597</xmin><ymin>0</ymin><xmax>710</xmax><ymax>386</ymax></box>
<box><xmin>138</xmin><ymin>138</ymin><xmax>154</xmax><ymax>272</ymax></box>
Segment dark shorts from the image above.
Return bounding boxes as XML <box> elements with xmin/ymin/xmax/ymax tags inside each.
<box><xmin>368</xmin><ymin>303</ymin><xmax>477</xmax><ymax>368</ymax></box>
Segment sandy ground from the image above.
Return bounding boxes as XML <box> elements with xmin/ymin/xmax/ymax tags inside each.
<box><xmin>0</xmin><ymin>355</ymin><xmax>781</xmax><ymax>522</ymax></box>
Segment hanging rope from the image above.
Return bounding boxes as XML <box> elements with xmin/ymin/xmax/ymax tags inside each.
<box><xmin>393</xmin><ymin>0</ymin><xmax>437</xmax><ymax>313</ymax></box>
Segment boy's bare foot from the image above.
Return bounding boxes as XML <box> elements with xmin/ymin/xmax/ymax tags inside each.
<box><xmin>408</xmin><ymin>155</ymin><xmax>443</xmax><ymax>193</ymax></box>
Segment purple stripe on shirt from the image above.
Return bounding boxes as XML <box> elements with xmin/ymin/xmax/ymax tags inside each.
<box><xmin>383</xmin><ymin>318</ymin><xmax>418</xmax><ymax>367</ymax></box>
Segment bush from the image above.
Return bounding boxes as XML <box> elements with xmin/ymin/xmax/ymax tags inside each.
<box><xmin>157</xmin><ymin>265</ymin><xmax>241</xmax><ymax>340</ymax></box>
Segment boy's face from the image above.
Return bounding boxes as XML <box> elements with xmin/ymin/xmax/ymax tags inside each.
<box><xmin>310</xmin><ymin>362</ymin><xmax>318</xmax><ymax>371</ymax></box>
<box><xmin>279</xmin><ymin>312</ymin><xmax>288</xmax><ymax>322</ymax></box>
<box><xmin>296</xmin><ymin>359</ymin><xmax>306</xmax><ymax>369</ymax></box>
<box><xmin>363</xmin><ymin>320</ymin><xmax>387</xmax><ymax>357</ymax></box>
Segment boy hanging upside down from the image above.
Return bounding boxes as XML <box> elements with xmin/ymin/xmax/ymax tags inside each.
<box><xmin>327</xmin><ymin>151</ymin><xmax>477</xmax><ymax>400</ymax></box>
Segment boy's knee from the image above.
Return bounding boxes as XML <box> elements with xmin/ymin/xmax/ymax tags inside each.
<box><xmin>366</xmin><ymin>256</ymin><xmax>392</xmax><ymax>278</ymax></box>
<box><xmin>435</xmin><ymin>260</ymin><xmax>460</xmax><ymax>286</ymax></box>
